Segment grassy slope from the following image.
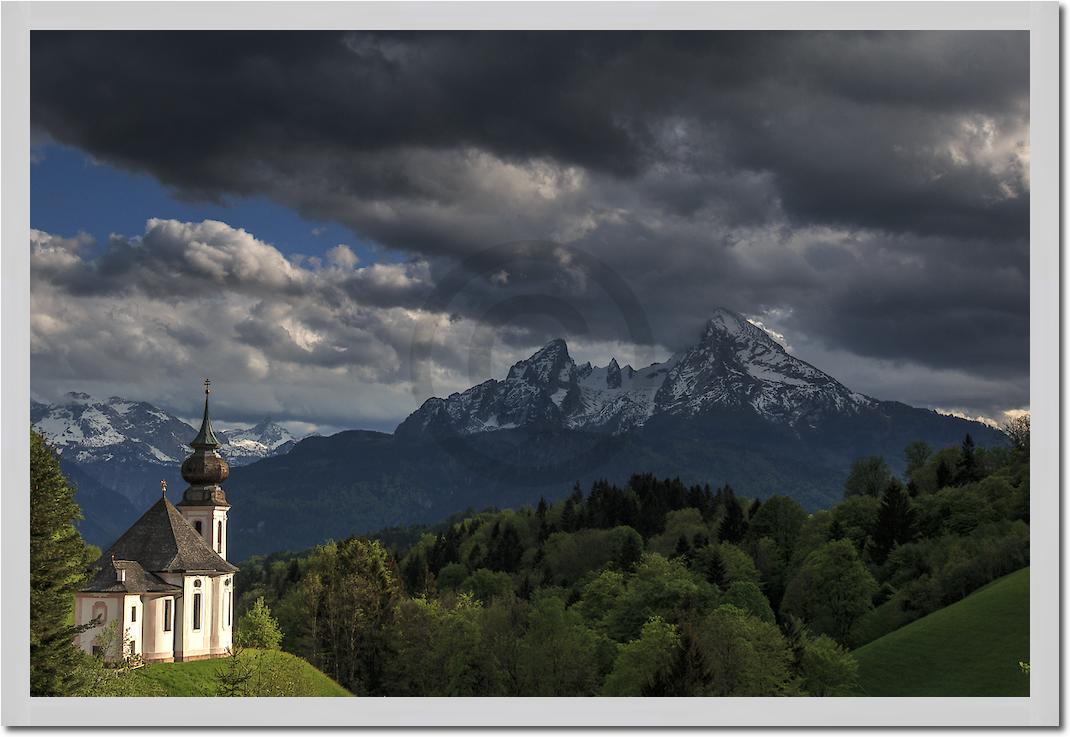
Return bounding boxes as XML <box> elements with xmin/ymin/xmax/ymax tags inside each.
<box><xmin>133</xmin><ymin>648</ymin><xmax>350</xmax><ymax>696</ymax></box>
<box><xmin>852</xmin><ymin>567</ymin><xmax>1029</xmax><ymax>697</ymax></box>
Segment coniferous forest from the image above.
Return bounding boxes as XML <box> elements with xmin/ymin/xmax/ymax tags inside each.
<box><xmin>231</xmin><ymin>431</ymin><xmax>1029</xmax><ymax>697</ymax></box>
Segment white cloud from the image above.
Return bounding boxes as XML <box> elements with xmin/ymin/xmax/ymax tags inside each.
<box><xmin>326</xmin><ymin>243</ymin><xmax>359</xmax><ymax>268</ymax></box>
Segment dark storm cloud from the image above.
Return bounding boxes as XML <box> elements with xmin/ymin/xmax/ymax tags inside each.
<box><xmin>30</xmin><ymin>31</ymin><xmax>1030</xmax><ymax>419</ymax></box>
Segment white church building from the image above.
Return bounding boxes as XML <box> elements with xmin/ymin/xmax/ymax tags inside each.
<box><xmin>74</xmin><ymin>383</ymin><xmax>237</xmax><ymax>663</ymax></box>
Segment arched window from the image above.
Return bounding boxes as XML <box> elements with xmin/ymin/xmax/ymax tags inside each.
<box><xmin>163</xmin><ymin>599</ymin><xmax>172</xmax><ymax>632</ymax></box>
<box><xmin>91</xmin><ymin>601</ymin><xmax>107</xmax><ymax>626</ymax></box>
<box><xmin>192</xmin><ymin>593</ymin><xmax>202</xmax><ymax>630</ymax></box>
<box><xmin>217</xmin><ymin>521</ymin><xmax>223</xmax><ymax>553</ymax></box>
<box><xmin>194</xmin><ymin>520</ymin><xmax>203</xmax><ymax>535</ymax></box>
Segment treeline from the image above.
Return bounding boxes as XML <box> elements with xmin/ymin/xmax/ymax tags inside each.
<box><xmin>236</xmin><ymin>429</ymin><xmax>1029</xmax><ymax>697</ymax></box>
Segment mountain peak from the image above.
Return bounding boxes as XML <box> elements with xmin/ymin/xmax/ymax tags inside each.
<box><xmin>703</xmin><ymin>308</ymin><xmax>752</xmax><ymax>338</ymax></box>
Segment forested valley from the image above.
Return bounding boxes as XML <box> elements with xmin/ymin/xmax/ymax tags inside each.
<box><xmin>235</xmin><ymin>431</ymin><xmax>1030</xmax><ymax>697</ymax></box>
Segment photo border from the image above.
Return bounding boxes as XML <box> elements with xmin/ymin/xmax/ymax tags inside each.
<box><xmin>2</xmin><ymin>1</ymin><xmax>1059</xmax><ymax>726</ymax></box>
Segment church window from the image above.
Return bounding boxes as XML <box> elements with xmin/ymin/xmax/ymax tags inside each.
<box><xmin>91</xmin><ymin>601</ymin><xmax>107</xmax><ymax>626</ymax></box>
<box><xmin>193</xmin><ymin>593</ymin><xmax>202</xmax><ymax>630</ymax></box>
<box><xmin>163</xmin><ymin>599</ymin><xmax>172</xmax><ymax>632</ymax></box>
<box><xmin>217</xmin><ymin>521</ymin><xmax>223</xmax><ymax>552</ymax></box>
<box><xmin>228</xmin><ymin>591</ymin><xmax>233</xmax><ymax>625</ymax></box>
<box><xmin>194</xmin><ymin>520</ymin><xmax>203</xmax><ymax>535</ymax></box>
<box><xmin>130</xmin><ymin>605</ymin><xmax>136</xmax><ymax>623</ymax></box>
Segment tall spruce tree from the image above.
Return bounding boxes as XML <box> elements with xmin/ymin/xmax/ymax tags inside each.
<box><xmin>871</xmin><ymin>479</ymin><xmax>917</xmax><ymax>564</ymax></box>
<box><xmin>30</xmin><ymin>431</ymin><xmax>95</xmax><ymax>696</ymax></box>
<box><xmin>718</xmin><ymin>491</ymin><xmax>748</xmax><ymax>544</ymax></box>
<box><xmin>956</xmin><ymin>434</ymin><xmax>980</xmax><ymax>485</ymax></box>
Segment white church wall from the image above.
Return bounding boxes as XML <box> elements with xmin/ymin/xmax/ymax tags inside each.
<box><xmin>177</xmin><ymin>575</ymin><xmax>214</xmax><ymax>660</ymax></box>
<box><xmin>122</xmin><ymin>594</ymin><xmax>143</xmax><ymax>658</ymax></box>
<box><xmin>177</xmin><ymin>506</ymin><xmax>230</xmax><ymax>560</ymax></box>
<box><xmin>222</xmin><ymin>575</ymin><xmax>234</xmax><ymax>649</ymax></box>
<box><xmin>142</xmin><ymin>594</ymin><xmax>176</xmax><ymax>662</ymax></box>
<box><xmin>73</xmin><ymin>594</ymin><xmax>120</xmax><ymax>658</ymax></box>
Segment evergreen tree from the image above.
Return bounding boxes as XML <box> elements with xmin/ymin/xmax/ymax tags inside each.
<box><xmin>617</xmin><ymin>533</ymin><xmax>643</xmax><ymax>572</ymax></box>
<box><xmin>674</xmin><ymin>535</ymin><xmax>692</xmax><ymax>560</ymax></box>
<box><xmin>560</xmin><ymin>499</ymin><xmax>578</xmax><ymax>533</ymax></box>
<box><xmin>701</xmin><ymin>548</ymin><xmax>729</xmax><ymax>589</ymax></box>
<box><xmin>30</xmin><ymin>431</ymin><xmax>95</xmax><ymax>696</ymax></box>
<box><xmin>747</xmin><ymin>498</ymin><xmax>763</xmax><ymax>520</ymax></box>
<box><xmin>956</xmin><ymin>434</ymin><xmax>979</xmax><ymax>485</ymax></box>
<box><xmin>871</xmin><ymin>479</ymin><xmax>917</xmax><ymax>564</ymax></box>
<box><xmin>936</xmin><ymin>458</ymin><xmax>953</xmax><ymax>489</ymax></box>
<box><xmin>718</xmin><ymin>491</ymin><xmax>748</xmax><ymax>544</ymax></box>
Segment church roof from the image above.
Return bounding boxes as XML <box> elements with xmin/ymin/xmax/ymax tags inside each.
<box><xmin>190</xmin><ymin>384</ymin><xmax>221</xmax><ymax>449</ymax></box>
<box><xmin>94</xmin><ymin>496</ymin><xmax>238</xmax><ymax>575</ymax></box>
<box><xmin>80</xmin><ymin>558</ymin><xmax>182</xmax><ymax>594</ymax></box>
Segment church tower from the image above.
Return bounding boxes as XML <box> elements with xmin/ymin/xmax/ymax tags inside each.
<box><xmin>176</xmin><ymin>380</ymin><xmax>231</xmax><ymax>560</ymax></box>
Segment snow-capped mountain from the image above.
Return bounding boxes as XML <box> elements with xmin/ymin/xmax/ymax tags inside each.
<box><xmin>31</xmin><ymin>393</ymin><xmax>305</xmax><ymax>520</ymax></box>
<box><xmin>31</xmin><ymin>393</ymin><xmax>300</xmax><ymax>467</ymax></box>
<box><xmin>397</xmin><ymin>307</ymin><xmax>877</xmax><ymax>438</ymax></box>
<box><xmin>31</xmin><ymin>393</ymin><xmax>196</xmax><ymax>466</ymax></box>
<box><xmin>216</xmin><ymin>418</ymin><xmax>299</xmax><ymax>463</ymax></box>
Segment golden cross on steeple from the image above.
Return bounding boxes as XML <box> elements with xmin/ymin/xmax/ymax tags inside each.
<box><xmin>204</xmin><ymin>378</ymin><xmax>212</xmax><ymax>395</ymax></box>
<box><xmin>161</xmin><ymin>480</ymin><xmax>167</xmax><ymax>497</ymax></box>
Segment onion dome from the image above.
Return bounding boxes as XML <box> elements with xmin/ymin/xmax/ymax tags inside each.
<box><xmin>177</xmin><ymin>380</ymin><xmax>230</xmax><ymax>508</ymax></box>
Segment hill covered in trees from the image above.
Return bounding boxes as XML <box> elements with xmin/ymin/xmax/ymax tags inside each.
<box><xmin>235</xmin><ymin>431</ymin><xmax>1029</xmax><ymax>697</ymax></box>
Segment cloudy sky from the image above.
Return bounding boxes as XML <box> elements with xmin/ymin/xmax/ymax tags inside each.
<box><xmin>30</xmin><ymin>31</ymin><xmax>1029</xmax><ymax>434</ymax></box>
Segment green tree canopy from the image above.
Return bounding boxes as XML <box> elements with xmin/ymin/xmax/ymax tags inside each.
<box><xmin>30</xmin><ymin>431</ymin><xmax>95</xmax><ymax>696</ymax></box>
<box><xmin>517</xmin><ymin>594</ymin><xmax>605</xmax><ymax>695</ymax></box>
<box><xmin>781</xmin><ymin>540</ymin><xmax>878</xmax><ymax>642</ymax></box>
<box><xmin>602</xmin><ymin>616</ymin><xmax>680</xmax><ymax>696</ymax></box>
<box><xmin>236</xmin><ymin>596</ymin><xmax>284</xmax><ymax>650</ymax></box>
<box><xmin>843</xmin><ymin>455</ymin><xmax>893</xmax><ymax>499</ymax></box>
<box><xmin>722</xmin><ymin>581</ymin><xmax>776</xmax><ymax>623</ymax></box>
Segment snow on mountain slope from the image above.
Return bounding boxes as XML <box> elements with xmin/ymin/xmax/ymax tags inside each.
<box><xmin>219</xmin><ymin>418</ymin><xmax>299</xmax><ymax>462</ymax></box>
<box><xmin>31</xmin><ymin>393</ymin><xmax>301</xmax><ymax>467</ymax></box>
<box><xmin>397</xmin><ymin>307</ymin><xmax>878</xmax><ymax>438</ymax></box>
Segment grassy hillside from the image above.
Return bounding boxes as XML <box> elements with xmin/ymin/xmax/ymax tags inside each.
<box><xmin>853</xmin><ymin>567</ymin><xmax>1029</xmax><ymax>696</ymax></box>
<box><xmin>132</xmin><ymin>648</ymin><xmax>350</xmax><ymax>696</ymax></box>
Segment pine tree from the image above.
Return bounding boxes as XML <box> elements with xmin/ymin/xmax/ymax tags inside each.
<box><xmin>717</xmin><ymin>491</ymin><xmax>748</xmax><ymax>544</ymax></box>
<box><xmin>675</xmin><ymin>535</ymin><xmax>692</xmax><ymax>560</ymax></box>
<box><xmin>702</xmin><ymin>548</ymin><xmax>729</xmax><ymax>589</ymax></box>
<box><xmin>936</xmin><ymin>458</ymin><xmax>952</xmax><ymax>490</ymax></box>
<box><xmin>560</xmin><ymin>499</ymin><xmax>578</xmax><ymax>532</ymax></box>
<box><xmin>871</xmin><ymin>479</ymin><xmax>917</xmax><ymax>565</ymax></box>
<box><xmin>30</xmin><ymin>431</ymin><xmax>95</xmax><ymax>696</ymax></box>
<box><xmin>955</xmin><ymin>434</ymin><xmax>979</xmax><ymax>485</ymax></box>
<box><xmin>617</xmin><ymin>533</ymin><xmax>643</xmax><ymax>572</ymax></box>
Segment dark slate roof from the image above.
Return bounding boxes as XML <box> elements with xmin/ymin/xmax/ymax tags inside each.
<box><xmin>80</xmin><ymin>558</ymin><xmax>182</xmax><ymax>594</ymax></box>
<box><xmin>97</xmin><ymin>496</ymin><xmax>238</xmax><ymax>574</ymax></box>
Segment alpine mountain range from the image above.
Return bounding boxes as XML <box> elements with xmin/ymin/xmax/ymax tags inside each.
<box><xmin>35</xmin><ymin>308</ymin><xmax>1006</xmax><ymax>559</ymax></box>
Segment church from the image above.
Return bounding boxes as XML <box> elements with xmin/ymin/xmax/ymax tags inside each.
<box><xmin>73</xmin><ymin>383</ymin><xmax>237</xmax><ymax>663</ymax></box>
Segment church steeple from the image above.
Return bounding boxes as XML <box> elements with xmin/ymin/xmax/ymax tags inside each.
<box><xmin>190</xmin><ymin>379</ymin><xmax>221</xmax><ymax>449</ymax></box>
<box><xmin>178</xmin><ymin>380</ymin><xmax>230</xmax><ymax>508</ymax></box>
<box><xmin>177</xmin><ymin>380</ymin><xmax>232</xmax><ymax>559</ymax></box>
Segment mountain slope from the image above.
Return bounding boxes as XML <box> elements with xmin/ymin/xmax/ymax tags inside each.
<box><xmin>852</xmin><ymin>568</ymin><xmax>1029</xmax><ymax>696</ymax></box>
<box><xmin>224</xmin><ymin>311</ymin><xmax>1005</xmax><ymax>558</ymax></box>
